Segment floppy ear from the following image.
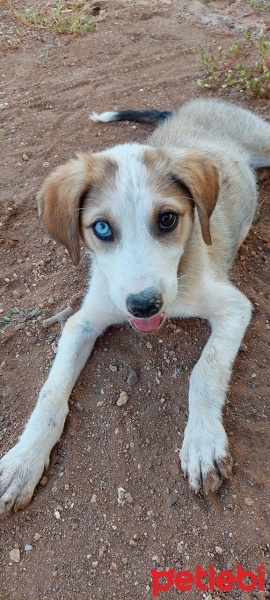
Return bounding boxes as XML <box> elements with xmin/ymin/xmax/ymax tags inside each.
<box><xmin>37</xmin><ymin>153</ymin><xmax>93</xmax><ymax>265</ymax></box>
<box><xmin>171</xmin><ymin>149</ymin><xmax>220</xmax><ymax>245</ymax></box>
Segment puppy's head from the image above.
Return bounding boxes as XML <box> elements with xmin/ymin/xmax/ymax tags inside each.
<box><xmin>37</xmin><ymin>144</ymin><xmax>219</xmax><ymax>331</ymax></box>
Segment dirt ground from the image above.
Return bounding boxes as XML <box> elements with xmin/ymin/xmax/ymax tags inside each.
<box><xmin>0</xmin><ymin>1</ymin><xmax>270</xmax><ymax>599</ymax></box>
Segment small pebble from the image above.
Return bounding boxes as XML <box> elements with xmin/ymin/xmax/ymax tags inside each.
<box><xmin>226</xmin><ymin>558</ymin><xmax>237</xmax><ymax>570</ymax></box>
<box><xmin>98</xmin><ymin>546</ymin><xmax>106</xmax><ymax>558</ymax></box>
<box><xmin>177</xmin><ymin>542</ymin><xmax>183</xmax><ymax>552</ymax></box>
<box><xmin>167</xmin><ymin>494</ymin><xmax>178</xmax><ymax>507</ymax></box>
<box><xmin>75</xmin><ymin>402</ymin><xmax>84</xmax><ymax>413</ymax></box>
<box><xmin>109</xmin><ymin>364</ymin><xmax>117</xmax><ymax>372</ymax></box>
<box><xmin>15</xmin><ymin>323</ymin><xmax>26</xmax><ymax>331</ymax></box>
<box><xmin>24</xmin><ymin>544</ymin><xmax>33</xmax><ymax>552</ymax></box>
<box><xmin>244</xmin><ymin>497</ymin><xmax>254</xmax><ymax>506</ymax></box>
<box><xmin>12</xmin><ymin>290</ymin><xmax>22</xmax><ymax>299</ymax></box>
<box><xmin>54</xmin><ymin>510</ymin><xmax>61</xmax><ymax>519</ymax></box>
<box><xmin>215</xmin><ymin>546</ymin><xmax>223</xmax><ymax>555</ymax></box>
<box><xmin>117</xmin><ymin>487</ymin><xmax>126</xmax><ymax>505</ymax></box>
<box><xmin>9</xmin><ymin>548</ymin><xmax>20</xmax><ymax>563</ymax></box>
<box><xmin>129</xmin><ymin>539</ymin><xmax>138</xmax><ymax>547</ymax></box>
<box><xmin>22</xmin><ymin>153</ymin><xmax>30</xmax><ymax>161</ymax></box>
<box><xmin>125</xmin><ymin>492</ymin><xmax>133</xmax><ymax>504</ymax></box>
<box><xmin>127</xmin><ymin>369</ymin><xmax>138</xmax><ymax>387</ymax></box>
<box><xmin>42</xmin><ymin>235</ymin><xmax>51</xmax><ymax>245</ymax></box>
<box><xmin>34</xmin><ymin>533</ymin><xmax>41</xmax><ymax>541</ymax></box>
<box><xmin>116</xmin><ymin>391</ymin><xmax>128</xmax><ymax>406</ymax></box>
<box><xmin>39</xmin><ymin>475</ymin><xmax>48</xmax><ymax>487</ymax></box>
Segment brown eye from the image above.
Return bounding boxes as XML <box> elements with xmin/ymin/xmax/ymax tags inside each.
<box><xmin>159</xmin><ymin>211</ymin><xmax>178</xmax><ymax>232</ymax></box>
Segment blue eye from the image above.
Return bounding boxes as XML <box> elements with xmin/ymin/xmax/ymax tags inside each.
<box><xmin>92</xmin><ymin>220</ymin><xmax>114</xmax><ymax>240</ymax></box>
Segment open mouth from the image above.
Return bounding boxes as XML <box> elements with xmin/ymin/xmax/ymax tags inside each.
<box><xmin>128</xmin><ymin>312</ymin><xmax>165</xmax><ymax>333</ymax></box>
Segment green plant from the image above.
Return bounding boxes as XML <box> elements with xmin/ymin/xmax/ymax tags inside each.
<box><xmin>247</xmin><ymin>0</ymin><xmax>270</xmax><ymax>9</ymax></box>
<box><xmin>197</xmin><ymin>30</ymin><xmax>270</xmax><ymax>98</ymax></box>
<box><xmin>11</xmin><ymin>2</ymin><xmax>106</xmax><ymax>35</ymax></box>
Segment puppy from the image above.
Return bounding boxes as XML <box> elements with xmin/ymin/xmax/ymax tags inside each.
<box><xmin>1</xmin><ymin>98</ymin><xmax>269</xmax><ymax>517</ymax></box>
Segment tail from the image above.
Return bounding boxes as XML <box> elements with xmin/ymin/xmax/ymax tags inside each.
<box><xmin>90</xmin><ymin>108</ymin><xmax>172</xmax><ymax>124</ymax></box>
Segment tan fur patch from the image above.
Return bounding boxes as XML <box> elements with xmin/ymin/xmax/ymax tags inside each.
<box><xmin>37</xmin><ymin>154</ymin><xmax>118</xmax><ymax>264</ymax></box>
<box><xmin>143</xmin><ymin>146</ymin><xmax>219</xmax><ymax>245</ymax></box>
<box><xmin>150</xmin><ymin>188</ymin><xmax>194</xmax><ymax>247</ymax></box>
<box><xmin>169</xmin><ymin>149</ymin><xmax>220</xmax><ymax>245</ymax></box>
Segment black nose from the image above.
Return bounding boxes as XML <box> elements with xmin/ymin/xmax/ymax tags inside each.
<box><xmin>126</xmin><ymin>289</ymin><xmax>163</xmax><ymax>318</ymax></box>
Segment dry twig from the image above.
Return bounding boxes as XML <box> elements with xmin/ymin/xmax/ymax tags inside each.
<box><xmin>43</xmin><ymin>306</ymin><xmax>73</xmax><ymax>329</ymax></box>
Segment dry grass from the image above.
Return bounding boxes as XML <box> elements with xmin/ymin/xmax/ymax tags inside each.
<box><xmin>247</xmin><ymin>0</ymin><xmax>270</xmax><ymax>9</ymax></box>
<box><xmin>10</xmin><ymin>1</ymin><xmax>107</xmax><ymax>35</ymax></box>
<box><xmin>197</xmin><ymin>30</ymin><xmax>270</xmax><ymax>98</ymax></box>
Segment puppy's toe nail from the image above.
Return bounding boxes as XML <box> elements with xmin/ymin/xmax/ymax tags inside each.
<box><xmin>181</xmin><ymin>463</ymin><xmax>187</xmax><ymax>476</ymax></box>
<box><xmin>202</xmin><ymin>468</ymin><xmax>222</xmax><ymax>495</ymax></box>
<box><xmin>217</xmin><ymin>454</ymin><xmax>233</xmax><ymax>478</ymax></box>
<box><xmin>189</xmin><ymin>475</ymin><xmax>202</xmax><ymax>494</ymax></box>
<box><xmin>14</xmin><ymin>490</ymin><xmax>33</xmax><ymax>512</ymax></box>
<box><xmin>213</xmin><ymin>459</ymin><xmax>222</xmax><ymax>477</ymax></box>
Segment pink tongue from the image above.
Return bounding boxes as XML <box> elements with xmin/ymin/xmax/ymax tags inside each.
<box><xmin>130</xmin><ymin>313</ymin><xmax>162</xmax><ymax>333</ymax></box>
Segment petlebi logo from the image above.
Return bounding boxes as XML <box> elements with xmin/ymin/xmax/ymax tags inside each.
<box><xmin>151</xmin><ymin>564</ymin><xmax>266</xmax><ymax>596</ymax></box>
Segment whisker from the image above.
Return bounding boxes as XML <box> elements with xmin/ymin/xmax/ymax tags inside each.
<box><xmin>177</xmin><ymin>274</ymin><xmax>190</xmax><ymax>281</ymax></box>
<box><xmin>177</xmin><ymin>285</ymin><xmax>192</xmax><ymax>292</ymax></box>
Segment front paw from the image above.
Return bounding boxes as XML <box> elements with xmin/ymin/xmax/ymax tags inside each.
<box><xmin>179</xmin><ymin>420</ymin><xmax>233</xmax><ymax>494</ymax></box>
<box><xmin>0</xmin><ymin>444</ymin><xmax>49</xmax><ymax>518</ymax></box>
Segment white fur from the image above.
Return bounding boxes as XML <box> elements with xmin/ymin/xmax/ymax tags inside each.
<box><xmin>90</xmin><ymin>110</ymin><xmax>119</xmax><ymax>123</ymax></box>
<box><xmin>82</xmin><ymin>145</ymin><xmax>186</xmax><ymax>313</ymax></box>
<box><xmin>1</xmin><ymin>98</ymin><xmax>269</xmax><ymax>516</ymax></box>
